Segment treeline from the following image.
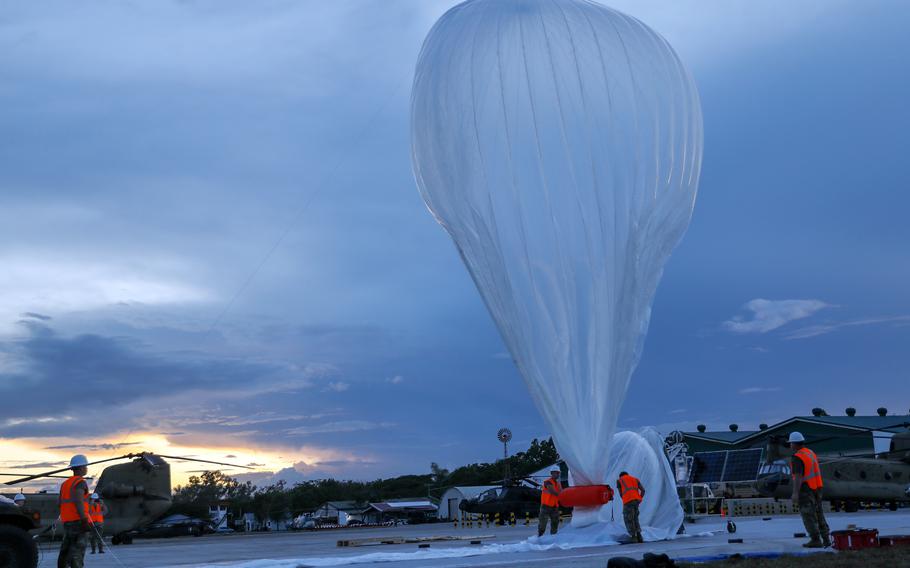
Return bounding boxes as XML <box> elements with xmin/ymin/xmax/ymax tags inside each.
<box><xmin>168</xmin><ymin>438</ymin><xmax>558</xmax><ymax>522</ymax></box>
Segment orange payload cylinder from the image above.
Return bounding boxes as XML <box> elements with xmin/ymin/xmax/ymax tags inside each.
<box><xmin>558</xmin><ymin>485</ymin><xmax>614</xmax><ymax>508</ymax></box>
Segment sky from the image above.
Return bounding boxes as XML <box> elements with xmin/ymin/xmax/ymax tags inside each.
<box><xmin>1</xmin><ymin>0</ymin><xmax>909</xmax><ymax>490</ymax></box>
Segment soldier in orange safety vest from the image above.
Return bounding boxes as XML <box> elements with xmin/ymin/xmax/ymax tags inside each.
<box><xmin>58</xmin><ymin>454</ymin><xmax>92</xmax><ymax>568</ymax></box>
<box><xmin>89</xmin><ymin>493</ymin><xmax>108</xmax><ymax>554</ymax></box>
<box><xmin>537</xmin><ymin>467</ymin><xmax>562</xmax><ymax>537</ymax></box>
<box><xmin>789</xmin><ymin>432</ymin><xmax>830</xmax><ymax>548</ymax></box>
<box><xmin>617</xmin><ymin>471</ymin><xmax>645</xmax><ymax>543</ymax></box>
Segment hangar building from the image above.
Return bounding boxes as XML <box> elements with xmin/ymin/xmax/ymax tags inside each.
<box><xmin>680</xmin><ymin>409</ymin><xmax>910</xmax><ymax>457</ymax></box>
<box><xmin>437</xmin><ymin>486</ymin><xmax>499</xmax><ymax>521</ymax></box>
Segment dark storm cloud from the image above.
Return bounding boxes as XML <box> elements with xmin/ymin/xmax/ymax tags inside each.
<box><xmin>0</xmin><ymin>321</ymin><xmax>296</xmax><ymax>437</ymax></box>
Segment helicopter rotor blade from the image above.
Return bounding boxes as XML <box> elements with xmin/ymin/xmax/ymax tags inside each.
<box><xmin>4</xmin><ymin>455</ymin><xmax>132</xmax><ymax>486</ymax></box>
<box><xmin>153</xmin><ymin>454</ymin><xmax>255</xmax><ymax>470</ymax></box>
<box><xmin>0</xmin><ymin>473</ymin><xmax>71</xmax><ymax>479</ymax></box>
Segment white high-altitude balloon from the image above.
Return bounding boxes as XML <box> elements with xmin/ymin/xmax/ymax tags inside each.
<box><xmin>412</xmin><ymin>0</ymin><xmax>702</xmax><ymax>487</ymax></box>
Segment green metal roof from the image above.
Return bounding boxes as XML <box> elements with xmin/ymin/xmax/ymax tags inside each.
<box><xmin>681</xmin><ymin>416</ymin><xmax>910</xmax><ymax>450</ymax></box>
<box><xmin>683</xmin><ymin>430</ymin><xmax>759</xmax><ymax>444</ymax></box>
<box><xmin>732</xmin><ymin>415</ymin><xmax>910</xmax><ymax>446</ymax></box>
<box><xmin>790</xmin><ymin>415</ymin><xmax>910</xmax><ymax>432</ymax></box>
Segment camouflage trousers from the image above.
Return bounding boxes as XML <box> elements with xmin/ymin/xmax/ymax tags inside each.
<box><xmin>90</xmin><ymin>523</ymin><xmax>104</xmax><ymax>552</ymax></box>
<box><xmin>58</xmin><ymin>522</ymin><xmax>87</xmax><ymax>568</ymax></box>
<box><xmin>623</xmin><ymin>500</ymin><xmax>642</xmax><ymax>539</ymax></box>
<box><xmin>537</xmin><ymin>504</ymin><xmax>560</xmax><ymax>536</ymax></box>
<box><xmin>798</xmin><ymin>488</ymin><xmax>830</xmax><ymax>542</ymax></box>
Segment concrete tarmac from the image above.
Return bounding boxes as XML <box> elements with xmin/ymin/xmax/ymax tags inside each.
<box><xmin>37</xmin><ymin>510</ymin><xmax>910</xmax><ymax>568</ymax></box>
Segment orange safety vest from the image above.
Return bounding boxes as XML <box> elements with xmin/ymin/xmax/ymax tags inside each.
<box><xmin>59</xmin><ymin>475</ymin><xmax>89</xmax><ymax>522</ymax></box>
<box><xmin>618</xmin><ymin>474</ymin><xmax>643</xmax><ymax>505</ymax></box>
<box><xmin>541</xmin><ymin>478</ymin><xmax>562</xmax><ymax>507</ymax></box>
<box><xmin>90</xmin><ymin>501</ymin><xmax>104</xmax><ymax>524</ymax></box>
<box><xmin>793</xmin><ymin>447</ymin><xmax>823</xmax><ymax>490</ymax></box>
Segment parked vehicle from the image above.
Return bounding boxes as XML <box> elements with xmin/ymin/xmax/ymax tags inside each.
<box><xmin>128</xmin><ymin>514</ymin><xmax>213</xmax><ymax>540</ymax></box>
<box><xmin>0</xmin><ymin>496</ymin><xmax>40</xmax><ymax>568</ymax></box>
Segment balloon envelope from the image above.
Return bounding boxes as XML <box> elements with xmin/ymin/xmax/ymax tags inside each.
<box><xmin>411</xmin><ymin>0</ymin><xmax>702</xmax><ymax>486</ymax></box>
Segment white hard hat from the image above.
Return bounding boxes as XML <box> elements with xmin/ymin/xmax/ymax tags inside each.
<box><xmin>91</xmin><ymin>493</ymin><xmax>99</xmax><ymax>500</ymax></box>
<box><xmin>788</xmin><ymin>432</ymin><xmax>805</xmax><ymax>443</ymax></box>
<box><xmin>13</xmin><ymin>493</ymin><xmax>25</xmax><ymax>502</ymax></box>
<box><xmin>550</xmin><ymin>466</ymin><xmax>560</xmax><ymax>472</ymax></box>
<box><xmin>69</xmin><ymin>454</ymin><xmax>89</xmax><ymax>468</ymax></box>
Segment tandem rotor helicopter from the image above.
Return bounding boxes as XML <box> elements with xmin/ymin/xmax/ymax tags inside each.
<box><xmin>1</xmin><ymin>452</ymin><xmax>251</xmax><ymax>544</ymax></box>
<box><xmin>756</xmin><ymin>429</ymin><xmax>910</xmax><ymax>510</ymax></box>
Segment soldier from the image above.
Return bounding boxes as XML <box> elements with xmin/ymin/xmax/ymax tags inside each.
<box><xmin>58</xmin><ymin>454</ymin><xmax>92</xmax><ymax>568</ymax></box>
<box><xmin>537</xmin><ymin>467</ymin><xmax>562</xmax><ymax>537</ymax></box>
<box><xmin>617</xmin><ymin>471</ymin><xmax>645</xmax><ymax>543</ymax></box>
<box><xmin>89</xmin><ymin>493</ymin><xmax>107</xmax><ymax>554</ymax></box>
<box><xmin>13</xmin><ymin>493</ymin><xmax>26</xmax><ymax>507</ymax></box>
<box><xmin>789</xmin><ymin>432</ymin><xmax>830</xmax><ymax>548</ymax></box>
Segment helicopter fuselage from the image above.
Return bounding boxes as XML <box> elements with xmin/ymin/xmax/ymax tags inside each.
<box><xmin>756</xmin><ymin>457</ymin><xmax>910</xmax><ymax>505</ymax></box>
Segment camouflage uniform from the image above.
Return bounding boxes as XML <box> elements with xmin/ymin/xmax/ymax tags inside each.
<box><xmin>90</xmin><ymin>522</ymin><xmax>104</xmax><ymax>553</ymax></box>
<box><xmin>57</xmin><ymin>521</ymin><xmax>87</xmax><ymax>568</ymax></box>
<box><xmin>791</xmin><ymin>456</ymin><xmax>830</xmax><ymax>544</ymax></box>
<box><xmin>537</xmin><ymin>504</ymin><xmax>560</xmax><ymax>536</ymax></box>
<box><xmin>623</xmin><ymin>500</ymin><xmax>642</xmax><ymax>541</ymax></box>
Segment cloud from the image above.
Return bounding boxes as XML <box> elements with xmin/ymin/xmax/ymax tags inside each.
<box><xmin>5</xmin><ymin>461</ymin><xmax>67</xmax><ymax>469</ymax></box>
<box><xmin>20</xmin><ymin>312</ymin><xmax>51</xmax><ymax>321</ymax></box>
<box><xmin>44</xmin><ymin>441</ymin><xmax>143</xmax><ymax>451</ymax></box>
<box><xmin>386</xmin><ymin>375</ymin><xmax>404</xmax><ymax>385</ymax></box>
<box><xmin>323</xmin><ymin>381</ymin><xmax>350</xmax><ymax>393</ymax></box>
<box><xmin>232</xmin><ymin>456</ymin><xmax>378</xmax><ymax>486</ymax></box>
<box><xmin>784</xmin><ymin>316</ymin><xmax>910</xmax><ymax>340</ymax></box>
<box><xmin>723</xmin><ymin>299</ymin><xmax>831</xmax><ymax>334</ymax></box>
<box><xmin>0</xmin><ymin>321</ymin><xmax>295</xmax><ymax>437</ymax></box>
<box><xmin>739</xmin><ymin>387</ymin><xmax>783</xmax><ymax>395</ymax></box>
<box><xmin>284</xmin><ymin>421</ymin><xmax>393</xmax><ymax>437</ymax></box>
<box><xmin>0</xmin><ymin>253</ymin><xmax>211</xmax><ymax>335</ymax></box>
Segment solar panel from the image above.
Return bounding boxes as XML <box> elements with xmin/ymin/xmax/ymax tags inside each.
<box><xmin>691</xmin><ymin>451</ymin><xmax>726</xmax><ymax>483</ymax></box>
<box><xmin>690</xmin><ymin>449</ymin><xmax>764</xmax><ymax>483</ymax></box>
<box><xmin>722</xmin><ymin>448</ymin><xmax>764</xmax><ymax>482</ymax></box>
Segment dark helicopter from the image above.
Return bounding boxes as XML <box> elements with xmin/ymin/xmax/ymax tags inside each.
<box><xmin>459</xmin><ymin>463</ymin><xmax>572</xmax><ymax>520</ymax></box>
<box><xmin>755</xmin><ymin>430</ymin><xmax>910</xmax><ymax>511</ymax></box>
<box><xmin>1</xmin><ymin>452</ymin><xmax>251</xmax><ymax>544</ymax></box>
<box><xmin>459</xmin><ymin>483</ymin><xmax>544</xmax><ymax>518</ymax></box>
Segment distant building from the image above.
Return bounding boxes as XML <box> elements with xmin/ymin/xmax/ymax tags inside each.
<box><xmin>528</xmin><ymin>461</ymin><xmax>569</xmax><ymax>484</ymax></box>
<box><xmin>364</xmin><ymin>499</ymin><xmax>438</xmax><ymax>524</ymax></box>
<box><xmin>437</xmin><ymin>487</ymin><xmax>499</xmax><ymax>521</ymax></box>
<box><xmin>241</xmin><ymin>512</ymin><xmax>258</xmax><ymax>532</ymax></box>
<box><xmin>313</xmin><ymin>501</ymin><xmax>369</xmax><ymax>525</ymax></box>
<box><xmin>209</xmin><ymin>502</ymin><xmax>229</xmax><ymax>530</ymax></box>
<box><xmin>680</xmin><ymin>413</ymin><xmax>910</xmax><ymax>457</ymax></box>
